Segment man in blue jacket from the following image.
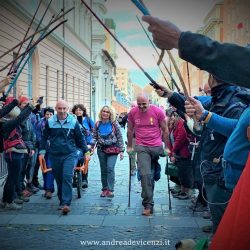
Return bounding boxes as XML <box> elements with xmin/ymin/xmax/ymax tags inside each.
<box><xmin>39</xmin><ymin>100</ymin><xmax>89</xmax><ymax>215</ymax></box>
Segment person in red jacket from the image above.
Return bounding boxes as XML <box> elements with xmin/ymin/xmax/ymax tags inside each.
<box><xmin>167</xmin><ymin>111</ymin><xmax>193</xmax><ymax>199</ymax></box>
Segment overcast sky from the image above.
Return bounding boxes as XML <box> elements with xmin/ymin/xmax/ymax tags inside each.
<box><xmin>105</xmin><ymin>0</ymin><xmax>221</xmax><ymax>87</ymax></box>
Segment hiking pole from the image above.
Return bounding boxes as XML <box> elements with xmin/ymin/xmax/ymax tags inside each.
<box><xmin>7</xmin><ymin>0</ymin><xmax>43</xmax><ymax>75</ymax></box>
<box><xmin>166</xmin><ymin>156</ymin><xmax>172</xmax><ymax>211</ymax></box>
<box><xmin>80</xmin><ymin>0</ymin><xmax>166</xmax><ymax>93</ymax></box>
<box><xmin>136</xmin><ymin>15</ymin><xmax>180</xmax><ymax>92</ymax></box>
<box><xmin>0</xmin><ymin>7</ymin><xmax>73</xmax><ymax>60</ymax></box>
<box><xmin>128</xmin><ymin>155</ymin><xmax>132</xmax><ymax>207</ymax></box>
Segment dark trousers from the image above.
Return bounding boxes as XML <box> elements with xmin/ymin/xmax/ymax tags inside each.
<box><xmin>2</xmin><ymin>153</ymin><xmax>23</xmax><ymax>203</ymax></box>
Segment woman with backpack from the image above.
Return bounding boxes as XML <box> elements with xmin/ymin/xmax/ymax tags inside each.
<box><xmin>92</xmin><ymin>106</ymin><xmax>124</xmax><ymax>198</ymax></box>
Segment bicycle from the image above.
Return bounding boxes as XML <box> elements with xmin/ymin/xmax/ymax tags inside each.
<box><xmin>73</xmin><ymin>149</ymin><xmax>93</xmax><ymax>199</ymax></box>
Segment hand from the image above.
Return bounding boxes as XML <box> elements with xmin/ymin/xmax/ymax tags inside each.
<box><xmin>155</xmin><ymin>84</ymin><xmax>171</xmax><ymax>98</ymax></box>
<box><xmin>29</xmin><ymin>150</ymin><xmax>35</xmax><ymax>157</ymax></box>
<box><xmin>185</xmin><ymin>96</ymin><xmax>205</xmax><ymax>120</ymax></box>
<box><xmin>0</xmin><ymin>75</ymin><xmax>13</xmax><ymax>92</ymax></box>
<box><xmin>142</xmin><ymin>16</ymin><xmax>181</xmax><ymax>50</ymax></box>
<box><xmin>126</xmin><ymin>146</ymin><xmax>134</xmax><ymax>155</ymax></box>
<box><xmin>120</xmin><ymin>152</ymin><xmax>124</xmax><ymax>161</ymax></box>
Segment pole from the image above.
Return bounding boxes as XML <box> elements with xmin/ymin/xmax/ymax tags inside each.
<box><xmin>8</xmin><ymin>0</ymin><xmax>43</xmax><ymax>75</ymax></box>
<box><xmin>136</xmin><ymin>16</ymin><xmax>180</xmax><ymax>92</ymax></box>
<box><xmin>165</xmin><ymin>157</ymin><xmax>172</xmax><ymax>211</ymax></box>
<box><xmin>80</xmin><ymin>0</ymin><xmax>163</xmax><ymax>91</ymax></box>
<box><xmin>128</xmin><ymin>156</ymin><xmax>132</xmax><ymax>207</ymax></box>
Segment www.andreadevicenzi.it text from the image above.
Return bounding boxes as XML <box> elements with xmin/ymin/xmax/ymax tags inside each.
<box><xmin>80</xmin><ymin>239</ymin><xmax>171</xmax><ymax>246</ymax></box>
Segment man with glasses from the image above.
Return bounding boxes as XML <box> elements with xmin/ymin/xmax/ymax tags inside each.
<box><xmin>127</xmin><ymin>93</ymin><xmax>168</xmax><ymax>216</ymax></box>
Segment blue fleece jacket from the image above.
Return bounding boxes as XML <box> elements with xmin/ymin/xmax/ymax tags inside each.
<box><xmin>207</xmin><ymin>107</ymin><xmax>250</xmax><ymax>188</ymax></box>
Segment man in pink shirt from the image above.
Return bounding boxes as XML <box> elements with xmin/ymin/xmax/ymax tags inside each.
<box><xmin>127</xmin><ymin>93</ymin><xmax>168</xmax><ymax>216</ymax></box>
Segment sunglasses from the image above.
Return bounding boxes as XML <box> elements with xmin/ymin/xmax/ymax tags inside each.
<box><xmin>102</xmin><ymin>110</ymin><xmax>110</xmax><ymax>113</ymax></box>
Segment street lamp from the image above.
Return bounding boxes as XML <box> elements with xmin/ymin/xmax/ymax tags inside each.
<box><xmin>103</xmin><ymin>70</ymin><xmax>109</xmax><ymax>105</ymax></box>
<box><xmin>110</xmin><ymin>77</ymin><xmax>114</xmax><ymax>105</ymax></box>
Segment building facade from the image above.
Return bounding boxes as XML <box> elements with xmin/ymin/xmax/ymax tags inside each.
<box><xmin>0</xmin><ymin>0</ymin><xmax>93</xmax><ymax>110</ymax></box>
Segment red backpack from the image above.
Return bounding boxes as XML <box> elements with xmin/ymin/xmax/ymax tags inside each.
<box><xmin>3</xmin><ymin>128</ymin><xmax>26</xmax><ymax>151</ymax></box>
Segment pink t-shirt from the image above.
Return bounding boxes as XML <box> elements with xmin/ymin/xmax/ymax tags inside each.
<box><xmin>128</xmin><ymin>105</ymin><xmax>166</xmax><ymax>147</ymax></box>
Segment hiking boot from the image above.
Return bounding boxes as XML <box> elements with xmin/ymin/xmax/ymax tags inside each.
<box><xmin>18</xmin><ymin>195</ymin><xmax>29</xmax><ymax>202</ymax></box>
<box><xmin>100</xmin><ymin>190</ymin><xmax>107</xmax><ymax>197</ymax></box>
<box><xmin>45</xmin><ymin>191</ymin><xmax>52</xmax><ymax>199</ymax></box>
<box><xmin>177</xmin><ymin>192</ymin><xmax>190</xmax><ymax>200</ymax></box>
<box><xmin>106</xmin><ymin>190</ymin><xmax>114</xmax><ymax>198</ymax></box>
<box><xmin>82</xmin><ymin>181</ymin><xmax>88</xmax><ymax>189</ymax></box>
<box><xmin>203</xmin><ymin>211</ymin><xmax>211</xmax><ymax>219</ymax></box>
<box><xmin>5</xmin><ymin>202</ymin><xmax>22</xmax><ymax>210</ymax></box>
<box><xmin>142</xmin><ymin>208</ymin><xmax>153</xmax><ymax>216</ymax></box>
<box><xmin>62</xmin><ymin>205</ymin><xmax>70</xmax><ymax>215</ymax></box>
<box><xmin>57</xmin><ymin>205</ymin><xmax>63</xmax><ymax>210</ymax></box>
<box><xmin>26</xmin><ymin>184</ymin><xmax>39</xmax><ymax>194</ymax></box>
<box><xmin>0</xmin><ymin>202</ymin><xmax>6</xmax><ymax>208</ymax></box>
<box><xmin>172</xmin><ymin>190</ymin><xmax>182</xmax><ymax>197</ymax></box>
<box><xmin>130</xmin><ymin>169</ymin><xmax>136</xmax><ymax>176</ymax></box>
<box><xmin>22</xmin><ymin>189</ymin><xmax>32</xmax><ymax>197</ymax></box>
<box><xmin>14</xmin><ymin>198</ymin><xmax>23</xmax><ymax>204</ymax></box>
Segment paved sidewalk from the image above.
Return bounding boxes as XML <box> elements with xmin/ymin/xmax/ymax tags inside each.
<box><xmin>0</xmin><ymin>151</ymin><xmax>211</xmax><ymax>249</ymax></box>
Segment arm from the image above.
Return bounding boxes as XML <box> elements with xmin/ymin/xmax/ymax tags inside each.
<box><xmin>0</xmin><ymin>99</ymin><xmax>18</xmax><ymax>118</ymax></box>
<box><xmin>1</xmin><ymin>104</ymin><xmax>34</xmax><ymax>138</ymax></box>
<box><xmin>39</xmin><ymin>121</ymin><xmax>50</xmax><ymax>154</ymax></box>
<box><xmin>142</xmin><ymin>15</ymin><xmax>250</xmax><ymax>88</ymax></box>
<box><xmin>206</xmin><ymin>113</ymin><xmax>238</xmax><ymax>137</ymax></box>
<box><xmin>159</xmin><ymin>118</ymin><xmax>169</xmax><ymax>150</ymax></box>
<box><xmin>114</xmin><ymin>121</ymin><xmax>125</xmax><ymax>152</ymax></box>
<box><xmin>127</xmin><ymin>120</ymin><xmax>134</xmax><ymax>153</ymax></box>
<box><xmin>74</xmin><ymin>121</ymin><xmax>88</xmax><ymax>154</ymax></box>
<box><xmin>179</xmin><ymin>32</ymin><xmax>250</xmax><ymax>87</ymax></box>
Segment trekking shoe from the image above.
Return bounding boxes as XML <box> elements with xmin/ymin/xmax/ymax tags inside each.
<box><xmin>106</xmin><ymin>190</ymin><xmax>114</xmax><ymax>198</ymax></box>
<box><xmin>5</xmin><ymin>202</ymin><xmax>22</xmax><ymax>210</ymax></box>
<box><xmin>130</xmin><ymin>170</ymin><xmax>136</xmax><ymax>176</ymax></box>
<box><xmin>177</xmin><ymin>192</ymin><xmax>190</xmax><ymax>200</ymax></box>
<box><xmin>0</xmin><ymin>202</ymin><xmax>6</xmax><ymax>208</ymax></box>
<box><xmin>82</xmin><ymin>181</ymin><xmax>88</xmax><ymax>189</ymax></box>
<box><xmin>62</xmin><ymin>205</ymin><xmax>70</xmax><ymax>215</ymax></box>
<box><xmin>100</xmin><ymin>190</ymin><xmax>107</xmax><ymax>197</ymax></box>
<box><xmin>142</xmin><ymin>208</ymin><xmax>153</xmax><ymax>216</ymax></box>
<box><xmin>14</xmin><ymin>198</ymin><xmax>23</xmax><ymax>204</ymax></box>
<box><xmin>203</xmin><ymin>211</ymin><xmax>211</xmax><ymax>219</ymax></box>
<box><xmin>26</xmin><ymin>184</ymin><xmax>39</xmax><ymax>194</ymax></box>
<box><xmin>172</xmin><ymin>191</ymin><xmax>182</xmax><ymax>197</ymax></box>
<box><xmin>18</xmin><ymin>195</ymin><xmax>29</xmax><ymax>202</ymax></box>
<box><xmin>57</xmin><ymin>205</ymin><xmax>63</xmax><ymax>210</ymax></box>
<box><xmin>45</xmin><ymin>191</ymin><xmax>52</xmax><ymax>199</ymax></box>
<box><xmin>22</xmin><ymin>189</ymin><xmax>32</xmax><ymax>197</ymax></box>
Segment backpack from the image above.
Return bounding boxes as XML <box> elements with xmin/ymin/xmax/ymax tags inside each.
<box><xmin>3</xmin><ymin>128</ymin><xmax>26</xmax><ymax>151</ymax></box>
<box><xmin>95</xmin><ymin>121</ymin><xmax>117</xmax><ymax>146</ymax></box>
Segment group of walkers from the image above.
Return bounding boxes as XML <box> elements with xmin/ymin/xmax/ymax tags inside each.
<box><xmin>0</xmin><ymin>89</ymin><xmax>127</xmax><ymax>215</ymax></box>
<box><xmin>0</xmin><ymin>13</ymin><xmax>249</xmax><ymax>249</ymax></box>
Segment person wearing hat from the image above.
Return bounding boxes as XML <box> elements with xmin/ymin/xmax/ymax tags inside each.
<box><xmin>0</xmin><ymin>99</ymin><xmax>37</xmax><ymax>209</ymax></box>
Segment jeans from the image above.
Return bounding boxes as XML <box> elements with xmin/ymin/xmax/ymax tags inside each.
<box><xmin>2</xmin><ymin>153</ymin><xmax>23</xmax><ymax>203</ymax></box>
<box><xmin>97</xmin><ymin>149</ymin><xmax>118</xmax><ymax>192</ymax></box>
<box><xmin>42</xmin><ymin>154</ymin><xmax>54</xmax><ymax>192</ymax></box>
<box><xmin>135</xmin><ymin>145</ymin><xmax>164</xmax><ymax>210</ymax></box>
<box><xmin>50</xmin><ymin>152</ymin><xmax>76</xmax><ymax>206</ymax></box>
<box><xmin>204</xmin><ymin>181</ymin><xmax>232</xmax><ymax>234</ymax></box>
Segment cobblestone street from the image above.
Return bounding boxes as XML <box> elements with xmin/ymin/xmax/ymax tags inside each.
<box><xmin>0</xmin><ymin>142</ymin><xmax>211</xmax><ymax>250</ymax></box>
